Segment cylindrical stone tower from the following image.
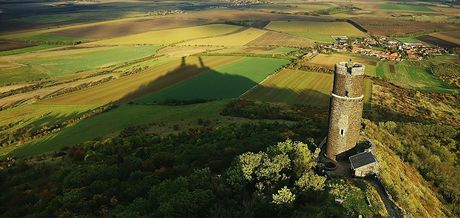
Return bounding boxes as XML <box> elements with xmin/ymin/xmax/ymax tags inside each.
<box><xmin>326</xmin><ymin>61</ymin><xmax>365</xmax><ymax>161</ymax></box>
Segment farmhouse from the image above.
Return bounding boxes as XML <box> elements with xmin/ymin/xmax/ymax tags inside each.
<box><xmin>349</xmin><ymin>151</ymin><xmax>378</xmax><ymax>177</ymax></box>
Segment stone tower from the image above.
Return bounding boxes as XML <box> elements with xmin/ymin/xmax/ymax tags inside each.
<box><xmin>326</xmin><ymin>61</ymin><xmax>365</xmax><ymax>161</ymax></box>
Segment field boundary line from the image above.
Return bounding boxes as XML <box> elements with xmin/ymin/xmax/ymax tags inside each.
<box><xmin>240</xmin><ymin>66</ymin><xmax>285</xmax><ymax>99</ymax></box>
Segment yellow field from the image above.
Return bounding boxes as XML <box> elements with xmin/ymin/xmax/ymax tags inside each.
<box><xmin>309</xmin><ymin>53</ymin><xmax>377</xmax><ymax>76</ymax></box>
<box><xmin>243</xmin><ymin>69</ymin><xmax>333</xmax><ymax>106</ymax></box>
<box><xmin>0</xmin><ymin>74</ymin><xmax>116</xmax><ymax>108</ymax></box>
<box><xmin>43</xmin><ymin>56</ymin><xmax>243</xmax><ymax>105</ymax></box>
<box><xmin>179</xmin><ymin>28</ymin><xmax>267</xmax><ymax>46</ymax></box>
<box><xmin>155</xmin><ymin>46</ymin><xmax>219</xmax><ymax>57</ymax></box>
<box><xmin>246</xmin><ymin>31</ymin><xmax>314</xmax><ymax>48</ymax></box>
<box><xmin>88</xmin><ymin>24</ymin><xmax>242</xmax><ymax>46</ymax></box>
<box><xmin>243</xmin><ymin>69</ymin><xmax>372</xmax><ymax>107</ymax></box>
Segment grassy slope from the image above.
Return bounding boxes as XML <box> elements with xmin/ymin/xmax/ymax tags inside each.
<box><xmin>138</xmin><ymin>57</ymin><xmax>290</xmax><ymax>102</ymax></box>
<box><xmin>0</xmin><ymin>46</ymin><xmax>159</xmax><ymax>85</ymax></box>
<box><xmin>8</xmin><ymin>100</ymin><xmax>242</xmax><ymax>157</ymax></box>
<box><xmin>376</xmin><ymin>61</ymin><xmax>455</xmax><ymax>92</ymax></box>
<box><xmin>90</xmin><ymin>24</ymin><xmax>242</xmax><ymax>46</ymax></box>
<box><xmin>265</xmin><ymin>21</ymin><xmax>366</xmax><ymax>43</ymax></box>
<box><xmin>363</xmin><ymin>120</ymin><xmax>447</xmax><ymax>217</ymax></box>
<box><xmin>180</xmin><ymin>28</ymin><xmax>267</xmax><ymax>46</ymax></box>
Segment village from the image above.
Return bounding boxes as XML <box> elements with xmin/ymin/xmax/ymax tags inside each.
<box><xmin>318</xmin><ymin>35</ymin><xmax>447</xmax><ymax>62</ymax></box>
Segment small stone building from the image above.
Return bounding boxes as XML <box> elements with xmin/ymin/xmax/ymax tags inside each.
<box><xmin>349</xmin><ymin>151</ymin><xmax>378</xmax><ymax>177</ymax></box>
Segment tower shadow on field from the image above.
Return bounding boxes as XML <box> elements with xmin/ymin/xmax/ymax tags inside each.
<box><xmin>117</xmin><ymin>56</ymin><xmax>213</xmax><ymax>103</ymax></box>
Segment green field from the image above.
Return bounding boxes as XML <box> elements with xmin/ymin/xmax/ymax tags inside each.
<box><xmin>271</xmin><ymin>47</ymin><xmax>299</xmax><ymax>54</ymax></box>
<box><xmin>7</xmin><ymin>100</ymin><xmax>236</xmax><ymax>157</ymax></box>
<box><xmin>379</xmin><ymin>3</ymin><xmax>433</xmax><ymax>12</ymax></box>
<box><xmin>376</xmin><ymin>61</ymin><xmax>455</xmax><ymax>92</ymax></box>
<box><xmin>44</xmin><ymin>56</ymin><xmax>243</xmax><ymax>105</ymax></box>
<box><xmin>265</xmin><ymin>21</ymin><xmax>366</xmax><ymax>43</ymax></box>
<box><xmin>0</xmin><ymin>103</ymin><xmax>96</xmax><ymax>156</ymax></box>
<box><xmin>138</xmin><ymin>57</ymin><xmax>290</xmax><ymax>103</ymax></box>
<box><xmin>91</xmin><ymin>24</ymin><xmax>242</xmax><ymax>46</ymax></box>
<box><xmin>0</xmin><ymin>44</ymin><xmax>60</xmax><ymax>56</ymax></box>
<box><xmin>0</xmin><ymin>45</ymin><xmax>159</xmax><ymax>85</ymax></box>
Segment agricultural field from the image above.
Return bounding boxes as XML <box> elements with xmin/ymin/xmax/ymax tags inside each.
<box><xmin>243</xmin><ymin>69</ymin><xmax>333</xmax><ymax>106</ymax></box>
<box><xmin>394</xmin><ymin>37</ymin><xmax>424</xmax><ymax>43</ymax></box>
<box><xmin>243</xmin><ymin>69</ymin><xmax>372</xmax><ymax>107</ymax></box>
<box><xmin>0</xmin><ymin>45</ymin><xmax>159</xmax><ymax>85</ymax></box>
<box><xmin>0</xmin><ymin>103</ymin><xmax>96</xmax><ymax>154</ymax></box>
<box><xmin>179</xmin><ymin>28</ymin><xmax>267</xmax><ymax>46</ymax></box>
<box><xmin>0</xmin><ymin>44</ymin><xmax>60</xmax><ymax>56</ymax></box>
<box><xmin>0</xmin><ymin>73</ymin><xmax>117</xmax><ymax>109</ymax></box>
<box><xmin>352</xmin><ymin>17</ymin><xmax>460</xmax><ymax>36</ymax></box>
<box><xmin>375</xmin><ymin>61</ymin><xmax>456</xmax><ymax>93</ymax></box>
<box><xmin>45</xmin><ymin>56</ymin><xmax>243</xmax><ymax>105</ymax></box>
<box><xmin>8</xmin><ymin>100</ymin><xmax>241</xmax><ymax>157</ymax></box>
<box><xmin>246</xmin><ymin>31</ymin><xmax>314</xmax><ymax>48</ymax></box>
<box><xmin>417</xmin><ymin>35</ymin><xmax>459</xmax><ymax>49</ymax></box>
<box><xmin>90</xmin><ymin>24</ymin><xmax>242</xmax><ymax>46</ymax></box>
<box><xmin>428</xmin><ymin>31</ymin><xmax>460</xmax><ymax>46</ymax></box>
<box><xmin>265</xmin><ymin>21</ymin><xmax>366</xmax><ymax>43</ymax></box>
<box><xmin>378</xmin><ymin>3</ymin><xmax>433</xmax><ymax>12</ymax></box>
<box><xmin>308</xmin><ymin>53</ymin><xmax>378</xmax><ymax>76</ymax></box>
<box><xmin>138</xmin><ymin>57</ymin><xmax>289</xmax><ymax>103</ymax></box>
<box><xmin>0</xmin><ymin>1</ymin><xmax>459</xmax><ymax>217</ymax></box>
<box><xmin>207</xmin><ymin>46</ymin><xmax>298</xmax><ymax>56</ymax></box>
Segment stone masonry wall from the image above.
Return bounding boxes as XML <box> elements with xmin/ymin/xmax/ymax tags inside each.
<box><xmin>326</xmin><ymin>62</ymin><xmax>365</xmax><ymax>160</ymax></box>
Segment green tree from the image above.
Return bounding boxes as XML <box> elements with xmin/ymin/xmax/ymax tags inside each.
<box><xmin>272</xmin><ymin>186</ymin><xmax>295</xmax><ymax>205</ymax></box>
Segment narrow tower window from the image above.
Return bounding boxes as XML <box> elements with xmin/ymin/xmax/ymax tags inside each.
<box><xmin>340</xmin><ymin>129</ymin><xmax>344</xmax><ymax>136</ymax></box>
<box><xmin>345</xmin><ymin>91</ymin><xmax>349</xmax><ymax>97</ymax></box>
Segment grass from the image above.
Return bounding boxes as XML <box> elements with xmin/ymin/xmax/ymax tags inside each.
<box><xmin>0</xmin><ymin>45</ymin><xmax>159</xmax><ymax>85</ymax></box>
<box><xmin>364</xmin><ymin>121</ymin><xmax>448</xmax><ymax>217</ymax></box>
<box><xmin>0</xmin><ymin>44</ymin><xmax>60</xmax><ymax>56</ymax></box>
<box><xmin>376</xmin><ymin>61</ymin><xmax>455</xmax><ymax>92</ymax></box>
<box><xmin>90</xmin><ymin>24</ymin><xmax>242</xmax><ymax>46</ymax></box>
<box><xmin>243</xmin><ymin>69</ymin><xmax>372</xmax><ymax>107</ymax></box>
<box><xmin>265</xmin><ymin>21</ymin><xmax>366</xmax><ymax>43</ymax></box>
<box><xmin>180</xmin><ymin>28</ymin><xmax>267</xmax><ymax>46</ymax></box>
<box><xmin>138</xmin><ymin>57</ymin><xmax>290</xmax><ymax>102</ymax></box>
<box><xmin>6</xmin><ymin>100</ymin><xmax>241</xmax><ymax>157</ymax></box>
<box><xmin>379</xmin><ymin>3</ymin><xmax>433</xmax><ymax>12</ymax></box>
<box><xmin>395</xmin><ymin>37</ymin><xmax>424</xmax><ymax>43</ymax></box>
<box><xmin>271</xmin><ymin>47</ymin><xmax>299</xmax><ymax>54</ymax></box>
